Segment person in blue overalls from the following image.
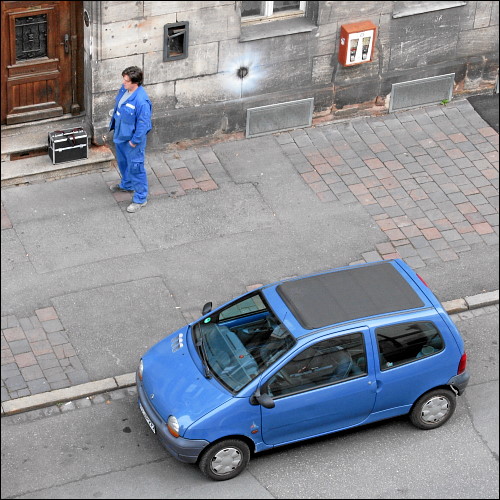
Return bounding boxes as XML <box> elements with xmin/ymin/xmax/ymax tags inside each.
<box><xmin>109</xmin><ymin>66</ymin><xmax>152</xmax><ymax>213</ymax></box>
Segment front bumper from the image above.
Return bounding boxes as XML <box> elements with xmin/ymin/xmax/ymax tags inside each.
<box><xmin>136</xmin><ymin>373</ymin><xmax>209</xmax><ymax>463</ymax></box>
<box><xmin>448</xmin><ymin>370</ymin><xmax>470</xmax><ymax>395</ymax></box>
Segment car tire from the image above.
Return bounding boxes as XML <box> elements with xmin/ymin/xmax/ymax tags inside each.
<box><xmin>198</xmin><ymin>439</ymin><xmax>250</xmax><ymax>481</ymax></box>
<box><xmin>409</xmin><ymin>388</ymin><xmax>456</xmax><ymax>430</ymax></box>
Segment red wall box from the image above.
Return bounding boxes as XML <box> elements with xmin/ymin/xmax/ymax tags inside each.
<box><xmin>338</xmin><ymin>21</ymin><xmax>377</xmax><ymax>67</ymax></box>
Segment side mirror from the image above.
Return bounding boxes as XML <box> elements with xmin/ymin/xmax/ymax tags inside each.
<box><xmin>250</xmin><ymin>388</ymin><xmax>275</xmax><ymax>409</ymax></box>
<box><xmin>257</xmin><ymin>392</ymin><xmax>275</xmax><ymax>409</ymax></box>
<box><xmin>202</xmin><ymin>302</ymin><xmax>212</xmax><ymax>315</ymax></box>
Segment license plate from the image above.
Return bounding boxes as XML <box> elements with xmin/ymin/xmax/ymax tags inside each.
<box><xmin>139</xmin><ymin>402</ymin><xmax>156</xmax><ymax>433</ymax></box>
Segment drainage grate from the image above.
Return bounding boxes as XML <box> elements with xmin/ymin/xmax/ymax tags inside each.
<box><xmin>246</xmin><ymin>98</ymin><xmax>314</xmax><ymax>138</ymax></box>
<box><xmin>389</xmin><ymin>74</ymin><xmax>455</xmax><ymax>112</ymax></box>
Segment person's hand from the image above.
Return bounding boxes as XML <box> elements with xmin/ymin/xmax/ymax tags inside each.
<box><xmin>129</xmin><ymin>141</ymin><xmax>136</xmax><ymax>148</ymax></box>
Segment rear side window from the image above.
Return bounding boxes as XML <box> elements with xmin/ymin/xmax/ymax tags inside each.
<box><xmin>376</xmin><ymin>321</ymin><xmax>444</xmax><ymax>370</ymax></box>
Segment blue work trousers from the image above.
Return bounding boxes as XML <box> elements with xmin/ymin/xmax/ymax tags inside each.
<box><xmin>115</xmin><ymin>139</ymin><xmax>148</xmax><ymax>204</ymax></box>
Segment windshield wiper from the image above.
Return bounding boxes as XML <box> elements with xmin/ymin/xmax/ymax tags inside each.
<box><xmin>195</xmin><ymin>328</ymin><xmax>212</xmax><ymax>379</ymax></box>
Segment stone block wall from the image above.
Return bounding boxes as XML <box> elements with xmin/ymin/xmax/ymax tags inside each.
<box><xmin>86</xmin><ymin>1</ymin><xmax>499</xmax><ymax>147</ymax></box>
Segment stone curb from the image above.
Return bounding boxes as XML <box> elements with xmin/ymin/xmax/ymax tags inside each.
<box><xmin>1</xmin><ymin>373</ymin><xmax>136</xmax><ymax>417</ymax></box>
<box><xmin>464</xmin><ymin>290</ymin><xmax>499</xmax><ymax>309</ymax></box>
<box><xmin>2</xmin><ymin>291</ymin><xmax>498</xmax><ymax>417</ymax></box>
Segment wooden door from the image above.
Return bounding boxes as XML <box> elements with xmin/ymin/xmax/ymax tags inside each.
<box><xmin>1</xmin><ymin>1</ymin><xmax>82</xmax><ymax>125</ymax></box>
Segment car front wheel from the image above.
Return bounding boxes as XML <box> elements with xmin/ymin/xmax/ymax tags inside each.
<box><xmin>198</xmin><ymin>439</ymin><xmax>250</xmax><ymax>481</ymax></box>
<box><xmin>410</xmin><ymin>388</ymin><xmax>456</xmax><ymax>429</ymax></box>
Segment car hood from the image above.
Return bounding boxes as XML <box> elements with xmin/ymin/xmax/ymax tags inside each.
<box><xmin>141</xmin><ymin>326</ymin><xmax>232</xmax><ymax>433</ymax></box>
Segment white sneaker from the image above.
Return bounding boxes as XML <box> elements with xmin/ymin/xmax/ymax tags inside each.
<box><xmin>126</xmin><ymin>201</ymin><xmax>148</xmax><ymax>213</ymax></box>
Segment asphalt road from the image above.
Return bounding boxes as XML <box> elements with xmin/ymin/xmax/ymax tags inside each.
<box><xmin>2</xmin><ymin>307</ymin><xmax>498</xmax><ymax>499</ymax></box>
<box><xmin>468</xmin><ymin>94</ymin><xmax>499</xmax><ymax>133</ymax></box>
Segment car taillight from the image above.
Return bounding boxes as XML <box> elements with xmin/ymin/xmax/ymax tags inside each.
<box><xmin>457</xmin><ymin>353</ymin><xmax>467</xmax><ymax>374</ymax></box>
<box><xmin>416</xmin><ymin>273</ymin><xmax>428</xmax><ymax>287</ymax></box>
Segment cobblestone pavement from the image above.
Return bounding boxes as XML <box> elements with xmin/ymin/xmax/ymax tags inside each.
<box><xmin>103</xmin><ymin>146</ymin><xmax>225</xmax><ymax>204</ymax></box>
<box><xmin>276</xmin><ymin>100</ymin><xmax>498</xmax><ymax>269</ymax></box>
<box><xmin>1</xmin><ymin>307</ymin><xmax>90</xmax><ymax>402</ymax></box>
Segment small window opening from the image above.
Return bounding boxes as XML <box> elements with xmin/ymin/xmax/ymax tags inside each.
<box><xmin>163</xmin><ymin>22</ymin><xmax>189</xmax><ymax>61</ymax></box>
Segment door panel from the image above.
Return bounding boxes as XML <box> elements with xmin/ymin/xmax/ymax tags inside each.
<box><xmin>1</xmin><ymin>1</ymin><xmax>80</xmax><ymax>125</ymax></box>
<box><xmin>261</xmin><ymin>377</ymin><xmax>377</xmax><ymax>445</ymax></box>
<box><xmin>260</xmin><ymin>329</ymin><xmax>377</xmax><ymax>446</ymax></box>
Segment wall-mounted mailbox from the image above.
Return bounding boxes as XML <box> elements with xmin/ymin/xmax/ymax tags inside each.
<box><xmin>338</xmin><ymin>21</ymin><xmax>376</xmax><ymax>67</ymax></box>
<box><xmin>163</xmin><ymin>22</ymin><xmax>189</xmax><ymax>61</ymax></box>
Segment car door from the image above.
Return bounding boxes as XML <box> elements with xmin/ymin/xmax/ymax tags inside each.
<box><xmin>260</xmin><ymin>329</ymin><xmax>377</xmax><ymax>446</ymax></box>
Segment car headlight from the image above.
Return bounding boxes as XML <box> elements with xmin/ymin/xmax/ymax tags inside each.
<box><xmin>138</xmin><ymin>359</ymin><xmax>143</xmax><ymax>381</ymax></box>
<box><xmin>167</xmin><ymin>415</ymin><xmax>180</xmax><ymax>437</ymax></box>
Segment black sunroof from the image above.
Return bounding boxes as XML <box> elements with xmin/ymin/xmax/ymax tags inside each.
<box><xmin>276</xmin><ymin>263</ymin><xmax>425</xmax><ymax>330</ymax></box>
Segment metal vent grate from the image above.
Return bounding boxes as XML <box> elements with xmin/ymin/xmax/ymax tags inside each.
<box><xmin>389</xmin><ymin>74</ymin><xmax>455</xmax><ymax>112</ymax></box>
<box><xmin>246</xmin><ymin>98</ymin><xmax>314</xmax><ymax>138</ymax></box>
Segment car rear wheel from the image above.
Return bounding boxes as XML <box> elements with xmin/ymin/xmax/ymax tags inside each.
<box><xmin>198</xmin><ymin>439</ymin><xmax>250</xmax><ymax>481</ymax></box>
<box><xmin>410</xmin><ymin>388</ymin><xmax>456</xmax><ymax>429</ymax></box>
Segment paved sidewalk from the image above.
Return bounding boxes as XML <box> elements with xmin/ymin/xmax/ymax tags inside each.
<box><xmin>3</xmin><ymin>101</ymin><xmax>497</xmax><ymax>269</ymax></box>
<box><xmin>2</xmin><ymin>97</ymin><xmax>498</xmax><ymax>412</ymax></box>
<box><xmin>94</xmin><ymin>99</ymin><xmax>499</xmax><ymax>270</ymax></box>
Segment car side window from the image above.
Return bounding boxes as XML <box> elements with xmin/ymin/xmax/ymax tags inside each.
<box><xmin>376</xmin><ymin>321</ymin><xmax>444</xmax><ymax>370</ymax></box>
<box><xmin>265</xmin><ymin>333</ymin><xmax>367</xmax><ymax>398</ymax></box>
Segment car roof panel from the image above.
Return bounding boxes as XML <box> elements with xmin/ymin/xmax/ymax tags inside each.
<box><xmin>276</xmin><ymin>262</ymin><xmax>425</xmax><ymax>330</ymax></box>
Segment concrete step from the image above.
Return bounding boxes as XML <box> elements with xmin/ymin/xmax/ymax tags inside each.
<box><xmin>1</xmin><ymin>145</ymin><xmax>116</xmax><ymax>187</ymax></box>
<box><xmin>1</xmin><ymin>114</ymin><xmax>117</xmax><ymax>187</ymax></box>
<box><xmin>1</xmin><ymin>114</ymin><xmax>87</xmax><ymax>157</ymax></box>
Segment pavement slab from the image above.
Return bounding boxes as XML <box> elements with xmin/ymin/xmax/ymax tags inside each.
<box><xmin>13</xmin><ymin>207</ymin><xmax>145</xmax><ymax>273</ymax></box>
<box><xmin>125</xmin><ymin>182</ymin><xmax>278</xmax><ymax>252</ymax></box>
<box><xmin>51</xmin><ymin>277</ymin><xmax>186</xmax><ymax>380</ymax></box>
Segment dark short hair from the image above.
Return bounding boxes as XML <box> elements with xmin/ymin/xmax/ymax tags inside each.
<box><xmin>122</xmin><ymin>66</ymin><xmax>144</xmax><ymax>86</ymax></box>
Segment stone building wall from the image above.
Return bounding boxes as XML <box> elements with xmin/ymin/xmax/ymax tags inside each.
<box><xmin>85</xmin><ymin>1</ymin><xmax>499</xmax><ymax>147</ymax></box>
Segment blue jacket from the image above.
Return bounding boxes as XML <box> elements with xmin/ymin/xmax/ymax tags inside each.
<box><xmin>109</xmin><ymin>85</ymin><xmax>152</xmax><ymax>144</ymax></box>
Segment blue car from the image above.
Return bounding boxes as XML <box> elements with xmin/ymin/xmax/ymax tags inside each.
<box><xmin>137</xmin><ymin>260</ymin><xmax>469</xmax><ymax>480</ymax></box>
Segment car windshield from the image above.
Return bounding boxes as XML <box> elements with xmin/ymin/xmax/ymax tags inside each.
<box><xmin>193</xmin><ymin>293</ymin><xmax>296</xmax><ymax>393</ymax></box>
